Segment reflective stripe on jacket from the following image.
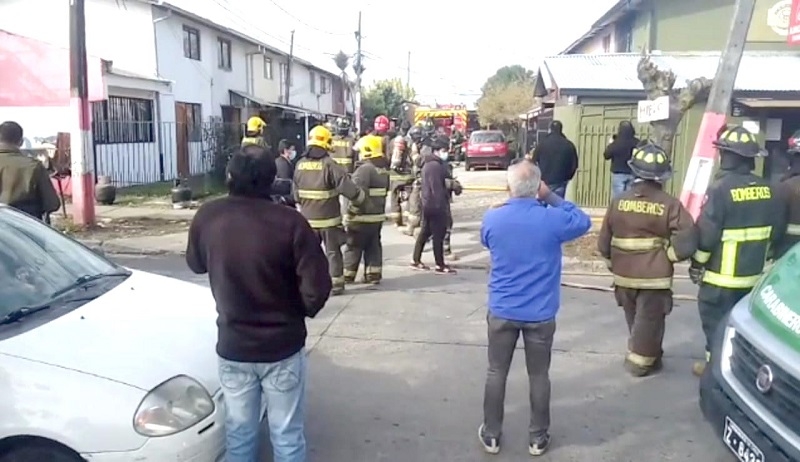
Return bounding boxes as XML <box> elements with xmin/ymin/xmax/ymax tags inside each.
<box><xmin>331</xmin><ymin>136</ymin><xmax>355</xmax><ymax>173</ymax></box>
<box><xmin>348</xmin><ymin>161</ymin><xmax>390</xmax><ymax>224</ymax></box>
<box><xmin>293</xmin><ymin>147</ymin><xmax>365</xmax><ymax>228</ymax></box>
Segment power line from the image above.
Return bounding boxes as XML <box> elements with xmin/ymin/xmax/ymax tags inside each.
<box><xmin>265</xmin><ymin>0</ymin><xmax>351</xmax><ymax>36</ymax></box>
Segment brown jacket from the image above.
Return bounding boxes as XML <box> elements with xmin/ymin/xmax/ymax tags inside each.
<box><xmin>0</xmin><ymin>143</ymin><xmax>60</xmax><ymax>219</ymax></box>
<box><xmin>774</xmin><ymin>174</ymin><xmax>800</xmax><ymax>258</ymax></box>
<box><xmin>597</xmin><ymin>181</ymin><xmax>696</xmax><ymax>289</ymax></box>
<box><xmin>348</xmin><ymin>159</ymin><xmax>390</xmax><ymax>224</ymax></box>
<box><xmin>293</xmin><ymin>146</ymin><xmax>365</xmax><ymax>229</ymax></box>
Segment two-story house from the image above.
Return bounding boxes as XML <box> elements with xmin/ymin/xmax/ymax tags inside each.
<box><xmin>538</xmin><ymin>0</ymin><xmax>800</xmax><ymax>207</ymax></box>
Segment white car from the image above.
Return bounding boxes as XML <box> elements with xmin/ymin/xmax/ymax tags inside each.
<box><xmin>0</xmin><ymin>205</ymin><xmax>225</xmax><ymax>461</ymax></box>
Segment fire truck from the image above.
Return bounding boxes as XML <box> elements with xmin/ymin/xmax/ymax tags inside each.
<box><xmin>413</xmin><ymin>105</ymin><xmax>477</xmax><ymax>136</ymax></box>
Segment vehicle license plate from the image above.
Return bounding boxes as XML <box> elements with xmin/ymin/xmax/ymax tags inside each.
<box><xmin>724</xmin><ymin>417</ymin><xmax>765</xmax><ymax>462</ymax></box>
<box><xmin>480</xmin><ymin>146</ymin><xmax>494</xmax><ymax>152</ymax></box>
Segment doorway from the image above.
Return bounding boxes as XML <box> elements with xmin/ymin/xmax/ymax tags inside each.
<box><xmin>175</xmin><ymin>102</ymin><xmax>191</xmax><ymax>177</ymax></box>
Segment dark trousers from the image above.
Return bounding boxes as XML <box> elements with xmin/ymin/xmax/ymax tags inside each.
<box><xmin>550</xmin><ymin>182</ymin><xmax>568</xmax><ymax>199</ymax></box>
<box><xmin>412</xmin><ymin>210</ymin><xmax>447</xmax><ymax>267</ymax></box>
<box><xmin>615</xmin><ymin>288</ymin><xmax>673</xmax><ymax>368</ymax></box>
<box><xmin>698</xmin><ymin>285</ymin><xmax>750</xmax><ymax>357</ymax></box>
<box><xmin>343</xmin><ymin>223</ymin><xmax>383</xmax><ymax>282</ymax></box>
<box><xmin>314</xmin><ymin>226</ymin><xmax>346</xmax><ymax>288</ymax></box>
<box><xmin>483</xmin><ymin>313</ymin><xmax>556</xmax><ymax>439</ymax></box>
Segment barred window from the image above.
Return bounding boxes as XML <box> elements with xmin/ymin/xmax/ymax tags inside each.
<box><xmin>91</xmin><ymin>97</ymin><xmax>155</xmax><ymax>144</ymax></box>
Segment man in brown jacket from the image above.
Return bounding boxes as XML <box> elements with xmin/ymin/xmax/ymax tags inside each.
<box><xmin>597</xmin><ymin>142</ymin><xmax>697</xmax><ymax>377</ymax></box>
<box><xmin>294</xmin><ymin>124</ymin><xmax>366</xmax><ymax>295</ymax></box>
<box><xmin>0</xmin><ymin>121</ymin><xmax>60</xmax><ymax>220</ymax></box>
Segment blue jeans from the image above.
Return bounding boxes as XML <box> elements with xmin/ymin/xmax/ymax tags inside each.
<box><xmin>611</xmin><ymin>173</ymin><xmax>634</xmax><ymax>199</ymax></box>
<box><xmin>219</xmin><ymin>349</ymin><xmax>307</xmax><ymax>462</ymax></box>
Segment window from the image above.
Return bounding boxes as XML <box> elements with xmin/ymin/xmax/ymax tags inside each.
<box><xmin>183</xmin><ymin>25</ymin><xmax>200</xmax><ymax>60</ymax></box>
<box><xmin>91</xmin><ymin>96</ymin><xmax>155</xmax><ymax>144</ymax></box>
<box><xmin>280</xmin><ymin>62</ymin><xmax>292</xmax><ymax>87</ymax></box>
<box><xmin>602</xmin><ymin>34</ymin><xmax>612</xmax><ymax>53</ymax></box>
<box><xmin>178</xmin><ymin>102</ymin><xmax>203</xmax><ymax>142</ymax></box>
<box><xmin>263</xmin><ymin>56</ymin><xmax>273</xmax><ymax>79</ymax></box>
<box><xmin>217</xmin><ymin>37</ymin><xmax>232</xmax><ymax>70</ymax></box>
<box><xmin>469</xmin><ymin>131</ymin><xmax>505</xmax><ymax>144</ymax></box>
<box><xmin>615</xmin><ymin>15</ymin><xmax>635</xmax><ymax>52</ymax></box>
<box><xmin>309</xmin><ymin>70</ymin><xmax>316</xmax><ymax>93</ymax></box>
<box><xmin>321</xmin><ymin>76</ymin><xmax>330</xmax><ymax>94</ymax></box>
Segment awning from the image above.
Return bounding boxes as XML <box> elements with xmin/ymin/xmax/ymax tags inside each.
<box><xmin>229</xmin><ymin>90</ymin><xmax>330</xmax><ymax>117</ymax></box>
<box><xmin>0</xmin><ymin>30</ymin><xmax>105</xmax><ymax>106</ymax></box>
<box><xmin>106</xmin><ymin>67</ymin><xmax>172</xmax><ymax>93</ymax></box>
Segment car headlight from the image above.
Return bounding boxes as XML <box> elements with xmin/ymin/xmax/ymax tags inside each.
<box><xmin>133</xmin><ymin>375</ymin><xmax>215</xmax><ymax>437</ymax></box>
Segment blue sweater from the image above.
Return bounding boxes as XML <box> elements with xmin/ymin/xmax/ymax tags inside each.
<box><xmin>481</xmin><ymin>194</ymin><xmax>591</xmax><ymax>322</ymax></box>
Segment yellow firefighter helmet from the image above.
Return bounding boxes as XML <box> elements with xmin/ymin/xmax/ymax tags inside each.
<box><xmin>308</xmin><ymin>124</ymin><xmax>333</xmax><ymax>151</ymax></box>
<box><xmin>246</xmin><ymin>116</ymin><xmax>266</xmax><ymax>133</ymax></box>
<box><xmin>359</xmin><ymin>135</ymin><xmax>384</xmax><ymax>160</ymax></box>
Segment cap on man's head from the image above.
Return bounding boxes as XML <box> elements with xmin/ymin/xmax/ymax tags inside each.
<box><xmin>0</xmin><ymin>121</ymin><xmax>24</xmax><ymax>145</ymax></box>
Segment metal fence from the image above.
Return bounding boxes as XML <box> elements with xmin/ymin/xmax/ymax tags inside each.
<box><xmin>92</xmin><ymin>121</ymin><xmax>242</xmax><ymax>187</ymax></box>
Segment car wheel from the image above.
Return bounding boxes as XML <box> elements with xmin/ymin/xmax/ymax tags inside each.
<box><xmin>0</xmin><ymin>443</ymin><xmax>82</xmax><ymax>462</ymax></box>
<box><xmin>464</xmin><ymin>159</ymin><xmax>471</xmax><ymax>171</ymax></box>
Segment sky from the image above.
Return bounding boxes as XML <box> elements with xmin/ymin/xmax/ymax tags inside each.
<box><xmin>225</xmin><ymin>0</ymin><xmax>620</xmax><ymax>106</ymax></box>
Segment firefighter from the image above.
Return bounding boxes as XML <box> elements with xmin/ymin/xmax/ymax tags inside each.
<box><xmin>403</xmin><ymin>126</ymin><xmax>427</xmax><ymax>237</ymax></box>
<box><xmin>343</xmin><ymin>136</ymin><xmax>390</xmax><ymax>284</ymax></box>
<box><xmin>330</xmin><ymin>117</ymin><xmax>356</xmax><ymax>173</ymax></box>
<box><xmin>597</xmin><ymin>143</ymin><xmax>697</xmax><ymax>377</ymax></box>
<box><xmin>294</xmin><ymin>124</ymin><xmax>367</xmax><ymax>296</ymax></box>
<box><xmin>241</xmin><ymin>116</ymin><xmax>270</xmax><ymax>150</ymax></box>
<box><xmin>388</xmin><ymin>133</ymin><xmax>414</xmax><ymax>227</ymax></box>
<box><xmin>373</xmin><ymin>115</ymin><xmax>392</xmax><ymax>157</ymax></box>
<box><xmin>443</xmin><ymin>160</ymin><xmax>463</xmax><ymax>257</ymax></box>
<box><xmin>689</xmin><ymin>125</ymin><xmax>787</xmax><ymax>377</ymax></box>
<box><xmin>773</xmin><ymin>129</ymin><xmax>800</xmax><ymax>259</ymax></box>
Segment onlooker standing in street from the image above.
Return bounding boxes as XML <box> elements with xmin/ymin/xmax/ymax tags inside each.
<box><xmin>531</xmin><ymin>121</ymin><xmax>579</xmax><ymax>198</ymax></box>
<box><xmin>410</xmin><ymin>134</ymin><xmax>456</xmax><ymax>274</ymax></box>
<box><xmin>478</xmin><ymin>160</ymin><xmax>591</xmax><ymax>456</ymax></box>
<box><xmin>0</xmin><ymin>121</ymin><xmax>60</xmax><ymax>220</ymax></box>
<box><xmin>603</xmin><ymin>120</ymin><xmax>640</xmax><ymax>198</ymax></box>
<box><xmin>186</xmin><ymin>144</ymin><xmax>332</xmax><ymax>462</ymax></box>
<box><xmin>273</xmin><ymin>139</ymin><xmax>297</xmax><ymax>206</ymax></box>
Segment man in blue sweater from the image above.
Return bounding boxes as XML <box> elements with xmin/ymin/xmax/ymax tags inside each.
<box><xmin>478</xmin><ymin>159</ymin><xmax>591</xmax><ymax>456</ymax></box>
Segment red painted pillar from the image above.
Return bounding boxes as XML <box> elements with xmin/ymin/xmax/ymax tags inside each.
<box><xmin>69</xmin><ymin>0</ymin><xmax>95</xmax><ymax>226</ymax></box>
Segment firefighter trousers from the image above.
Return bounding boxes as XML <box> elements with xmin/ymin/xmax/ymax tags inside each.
<box><xmin>404</xmin><ymin>183</ymin><xmax>422</xmax><ymax>235</ymax></box>
<box><xmin>614</xmin><ymin>287</ymin><xmax>673</xmax><ymax>372</ymax></box>
<box><xmin>314</xmin><ymin>226</ymin><xmax>346</xmax><ymax>290</ymax></box>
<box><xmin>389</xmin><ymin>182</ymin><xmax>406</xmax><ymax>226</ymax></box>
<box><xmin>343</xmin><ymin>223</ymin><xmax>383</xmax><ymax>283</ymax></box>
<box><xmin>697</xmin><ymin>285</ymin><xmax>751</xmax><ymax>361</ymax></box>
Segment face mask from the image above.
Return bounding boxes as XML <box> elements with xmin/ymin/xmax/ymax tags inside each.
<box><xmin>287</xmin><ymin>149</ymin><xmax>297</xmax><ymax>160</ymax></box>
<box><xmin>438</xmin><ymin>151</ymin><xmax>449</xmax><ymax>161</ymax></box>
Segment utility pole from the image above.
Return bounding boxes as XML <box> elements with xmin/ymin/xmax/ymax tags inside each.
<box><xmin>406</xmin><ymin>51</ymin><xmax>411</xmax><ymax>89</ymax></box>
<box><xmin>284</xmin><ymin>30</ymin><xmax>295</xmax><ymax>105</ymax></box>
<box><xmin>680</xmin><ymin>0</ymin><xmax>757</xmax><ymax>219</ymax></box>
<box><xmin>69</xmin><ymin>0</ymin><xmax>95</xmax><ymax>226</ymax></box>
<box><xmin>354</xmin><ymin>11</ymin><xmax>363</xmax><ymax>133</ymax></box>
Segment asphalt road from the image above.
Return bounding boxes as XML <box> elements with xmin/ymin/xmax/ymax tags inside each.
<box><xmin>112</xmin><ymin>255</ymin><xmax>735</xmax><ymax>462</ymax></box>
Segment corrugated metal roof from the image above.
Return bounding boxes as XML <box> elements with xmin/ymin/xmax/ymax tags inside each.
<box><xmin>159</xmin><ymin>0</ymin><xmax>341</xmax><ymax>76</ymax></box>
<box><xmin>542</xmin><ymin>52</ymin><xmax>800</xmax><ymax>93</ymax></box>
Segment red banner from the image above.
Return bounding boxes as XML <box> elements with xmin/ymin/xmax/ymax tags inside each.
<box><xmin>0</xmin><ymin>30</ymin><xmax>105</xmax><ymax>106</ymax></box>
<box><xmin>789</xmin><ymin>0</ymin><xmax>800</xmax><ymax>45</ymax></box>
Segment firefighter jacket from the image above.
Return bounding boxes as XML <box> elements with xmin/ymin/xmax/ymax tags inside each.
<box><xmin>597</xmin><ymin>181</ymin><xmax>697</xmax><ymax>290</ymax></box>
<box><xmin>348</xmin><ymin>160</ymin><xmax>390</xmax><ymax>225</ymax></box>
<box><xmin>691</xmin><ymin>168</ymin><xmax>787</xmax><ymax>290</ymax></box>
<box><xmin>293</xmin><ymin>146</ymin><xmax>366</xmax><ymax>229</ymax></box>
<box><xmin>331</xmin><ymin>135</ymin><xmax>356</xmax><ymax>173</ymax></box>
<box><xmin>241</xmin><ymin>135</ymin><xmax>270</xmax><ymax>151</ymax></box>
<box><xmin>773</xmin><ymin>169</ymin><xmax>800</xmax><ymax>259</ymax></box>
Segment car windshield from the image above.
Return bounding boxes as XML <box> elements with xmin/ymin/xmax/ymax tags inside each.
<box><xmin>0</xmin><ymin>207</ymin><xmax>121</xmax><ymax>317</ymax></box>
<box><xmin>470</xmin><ymin>132</ymin><xmax>504</xmax><ymax>144</ymax></box>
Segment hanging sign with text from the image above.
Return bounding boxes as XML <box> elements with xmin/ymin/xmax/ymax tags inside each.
<box><xmin>637</xmin><ymin>96</ymin><xmax>670</xmax><ymax>123</ymax></box>
<box><xmin>789</xmin><ymin>0</ymin><xmax>800</xmax><ymax>44</ymax></box>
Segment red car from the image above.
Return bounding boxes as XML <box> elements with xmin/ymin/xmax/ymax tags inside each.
<box><xmin>464</xmin><ymin>130</ymin><xmax>510</xmax><ymax>170</ymax></box>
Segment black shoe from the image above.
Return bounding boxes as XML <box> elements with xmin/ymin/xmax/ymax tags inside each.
<box><xmin>478</xmin><ymin>424</ymin><xmax>500</xmax><ymax>455</ymax></box>
<box><xmin>529</xmin><ymin>433</ymin><xmax>550</xmax><ymax>456</ymax></box>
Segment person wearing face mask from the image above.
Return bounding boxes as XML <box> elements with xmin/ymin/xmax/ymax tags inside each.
<box><xmin>410</xmin><ymin>134</ymin><xmax>457</xmax><ymax>274</ymax></box>
<box><xmin>0</xmin><ymin>121</ymin><xmax>60</xmax><ymax>220</ymax></box>
<box><xmin>273</xmin><ymin>139</ymin><xmax>297</xmax><ymax>207</ymax></box>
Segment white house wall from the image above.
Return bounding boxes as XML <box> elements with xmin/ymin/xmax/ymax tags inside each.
<box><xmin>0</xmin><ymin>0</ymin><xmax>157</xmax><ymax>78</ymax></box>
<box><xmin>249</xmin><ymin>50</ymin><xmax>282</xmax><ymax>103</ymax></box>
<box><xmin>286</xmin><ymin>62</ymin><xmax>335</xmax><ymax>114</ymax></box>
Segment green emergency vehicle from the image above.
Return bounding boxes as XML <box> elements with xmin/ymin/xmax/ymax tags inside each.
<box><xmin>700</xmin><ymin>244</ymin><xmax>800</xmax><ymax>461</ymax></box>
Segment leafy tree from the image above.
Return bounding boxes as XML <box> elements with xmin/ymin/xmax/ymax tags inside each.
<box><xmin>477</xmin><ymin>81</ymin><xmax>534</xmax><ymax>128</ymax></box>
<box><xmin>333</xmin><ymin>50</ymin><xmax>349</xmax><ymax>73</ymax></box>
<box><xmin>481</xmin><ymin>65</ymin><xmax>535</xmax><ymax>94</ymax></box>
<box><xmin>361</xmin><ymin>78</ymin><xmax>416</xmax><ymax>122</ymax></box>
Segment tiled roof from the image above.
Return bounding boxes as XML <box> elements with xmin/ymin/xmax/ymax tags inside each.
<box><xmin>542</xmin><ymin>52</ymin><xmax>800</xmax><ymax>93</ymax></box>
<box><xmin>159</xmin><ymin>0</ymin><xmax>341</xmax><ymax>76</ymax></box>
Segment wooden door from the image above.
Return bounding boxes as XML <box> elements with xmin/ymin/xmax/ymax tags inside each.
<box><xmin>175</xmin><ymin>102</ymin><xmax>190</xmax><ymax>177</ymax></box>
